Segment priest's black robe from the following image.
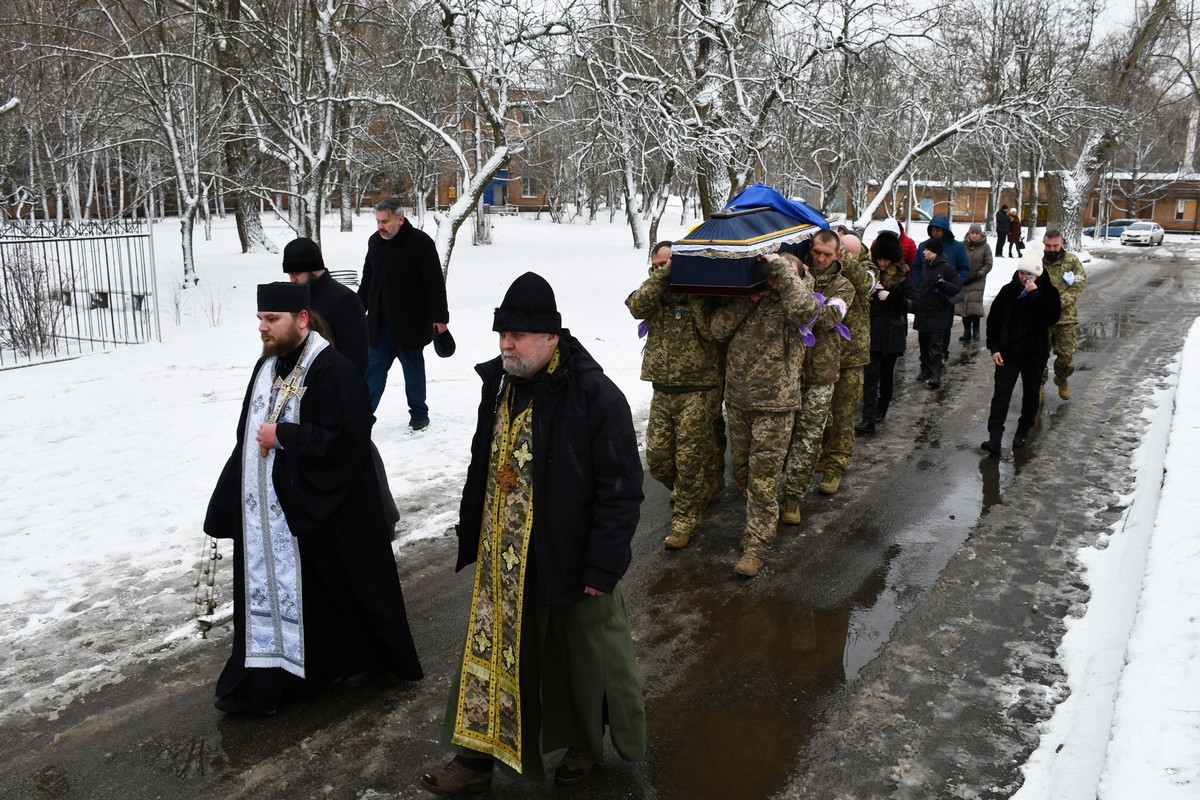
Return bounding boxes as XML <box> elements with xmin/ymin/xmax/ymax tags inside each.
<box><xmin>205</xmin><ymin>336</ymin><xmax>422</xmax><ymax>713</ymax></box>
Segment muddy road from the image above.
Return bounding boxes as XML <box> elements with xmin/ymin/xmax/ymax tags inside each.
<box><xmin>3</xmin><ymin>249</ymin><xmax>1197</xmax><ymax>800</ymax></box>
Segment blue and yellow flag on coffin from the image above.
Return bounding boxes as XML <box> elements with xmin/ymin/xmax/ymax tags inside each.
<box><xmin>671</xmin><ymin>183</ymin><xmax>828</xmax><ymax>295</ymax></box>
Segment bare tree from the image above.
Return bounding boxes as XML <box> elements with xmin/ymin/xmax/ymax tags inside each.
<box><xmin>347</xmin><ymin>0</ymin><xmax>575</xmax><ymax>278</ymax></box>
<box><xmin>1043</xmin><ymin>0</ymin><xmax>1173</xmax><ymax>247</ymax></box>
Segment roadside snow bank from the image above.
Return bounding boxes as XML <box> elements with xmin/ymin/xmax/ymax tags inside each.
<box><xmin>1013</xmin><ymin>318</ymin><xmax>1200</xmax><ymax>799</ymax></box>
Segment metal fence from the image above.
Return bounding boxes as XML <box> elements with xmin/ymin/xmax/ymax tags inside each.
<box><xmin>0</xmin><ymin>219</ymin><xmax>159</xmax><ymax>368</ymax></box>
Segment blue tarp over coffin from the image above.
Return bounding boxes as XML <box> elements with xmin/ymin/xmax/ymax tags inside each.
<box><xmin>671</xmin><ymin>184</ymin><xmax>828</xmax><ymax>295</ymax></box>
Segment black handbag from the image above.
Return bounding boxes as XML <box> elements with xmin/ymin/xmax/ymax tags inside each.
<box><xmin>433</xmin><ymin>327</ymin><xmax>456</xmax><ymax>358</ymax></box>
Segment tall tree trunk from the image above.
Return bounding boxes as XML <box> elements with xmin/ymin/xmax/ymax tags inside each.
<box><xmin>621</xmin><ymin>156</ymin><xmax>645</xmax><ymax>250</ymax></box>
<box><xmin>1044</xmin><ymin>0</ymin><xmax>1171</xmax><ymax>248</ymax></box>
<box><xmin>647</xmin><ymin>161</ymin><xmax>676</xmax><ymax>246</ymax></box>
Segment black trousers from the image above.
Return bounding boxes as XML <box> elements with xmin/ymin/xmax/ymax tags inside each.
<box><xmin>995</xmin><ymin>234</ymin><xmax>1007</xmax><ymax>257</ymax></box>
<box><xmin>862</xmin><ymin>352</ymin><xmax>900</xmax><ymax>419</ymax></box>
<box><xmin>918</xmin><ymin>331</ymin><xmax>944</xmax><ymax>382</ymax></box>
<box><xmin>987</xmin><ymin>356</ymin><xmax>1043</xmax><ymax>436</ymax></box>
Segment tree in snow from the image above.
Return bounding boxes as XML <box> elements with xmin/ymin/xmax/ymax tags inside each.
<box><xmin>346</xmin><ymin>0</ymin><xmax>576</xmax><ymax>278</ymax></box>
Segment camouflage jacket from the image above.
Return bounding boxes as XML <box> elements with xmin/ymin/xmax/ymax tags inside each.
<box><xmin>1042</xmin><ymin>251</ymin><xmax>1087</xmax><ymax>324</ymax></box>
<box><xmin>803</xmin><ymin>265</ymin><xmax>856</xmax><ymax>385</ymax></box>
<box><xmin>710</xmin><ymin>257</ymin><xmax>818</xmax><ymax>412</ymax></box>
<box><xmin>836</xmin><ymin>247</ymin><xmax>875</xmax><ymax>368</ymax></box>
<box><xmin>626</xmin><ymin>267</ymin><xmax>721</xmax><ymax>389</ymax></box>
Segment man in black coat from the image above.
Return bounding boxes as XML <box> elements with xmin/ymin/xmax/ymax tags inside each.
<box><xmin>420</xmin><ymin>272</ymin><xmax>645</xmax><ymax>795</ymax></box>
<box><xmin>204</xmin><ymin>282</ymin><xmax>422</xmax><ymax>716</ymax></box>
<box><xmin>995</xmin><ymin>204</ymin><xmax>1010</xmax><ymax>258</ymax></box>
<box><xmin>981</xmin><ymin>261</ymin><xmax>1062</xmax><ymax>454</ymax></box>
<box><xmin>282</xmin><ymin>237</ymin><xmax>369</xmax><ymax>374</ymax></box>
<box><xmin>358</xmin><ymin>197</ymin><xmax>450</xmax><ymax>428</ymax></box>
<box><xmin>283</xmin><ymin>237</ymin><xmax>400</xmax><ymax>533</ymax></box>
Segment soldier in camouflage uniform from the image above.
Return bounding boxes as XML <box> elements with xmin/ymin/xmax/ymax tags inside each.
<box><xmin>626</xmin><ymin>242</ymin><xmax>722</xmax><ymax>550</ymax></box>
<box><xmin>814</xmin><ymin>233</ymin><xmax>874</xmax><ymax>495</ymax></box>
<box><xmin>780</xmin><ymin>232</ymin><xmax>854</xmax><ymax>525</ymax></box>
<box><xmin>1039</xmin><ymin>230</ymin><xmax>1087</xmax><ymax>401</ymax></box>
<box><xmin>711</xmin><ymin>255</ymin><xmax>818</xmax><ymax>578</ymax></box>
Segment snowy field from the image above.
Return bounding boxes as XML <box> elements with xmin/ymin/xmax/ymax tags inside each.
<box><xmin>1</xmin><ymin>210</ymin><xmax>1197</xmax><ymax>798</ymax></box>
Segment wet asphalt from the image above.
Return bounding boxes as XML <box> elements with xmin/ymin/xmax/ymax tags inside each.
<box><xmin>2</xmin><ymin>246</ymin><xmax>1198</xmax><ymax>800</ymax></box>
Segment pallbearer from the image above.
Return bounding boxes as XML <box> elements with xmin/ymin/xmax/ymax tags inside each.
<box><xmin>204</xmin><ymin>282</ymin><xmax>422</xmax><ymax>715</ymax></box>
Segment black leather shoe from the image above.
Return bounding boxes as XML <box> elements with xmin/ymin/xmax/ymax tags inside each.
<box><xmin>554</xmin><ymin>748</ymin><xmax>596</xmax><ymax>787</ymax></box>
<box><xmin>854</xmin><ymin>418</ymin><xmax>876</xmax><ymax>435</ymax></box>
<box><xmin>981</xmin><ymin>437</ymin><xmax>1002</xmax><ymax>456</ymax></box>
<box><xmin>1013</xmin><ymin>432</ymin><xmax>1028</xmax><ymax>449</ymax></box>
<box><xmin>409</xmin><ymin>418</ymin><xmax>430</xmax><ymax>431</ymax></box>
<box><xmin>421</xmin><ymin>759</ymin><xmax>493</xmax><ymax>796</ymax></box>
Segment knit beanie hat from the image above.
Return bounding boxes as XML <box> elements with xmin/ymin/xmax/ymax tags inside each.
<box><xmin>968</xmin><ymin>223</ymin><xmax>984</xmax><ymax>235</ymax></box>
<box><xmin>1017</xmin><ymin>253</ymin><xmax>1043</xmax><ymax>277</ymax></box>
<box><xmin>493</xmin><ymin>272</ymin><xmax>562</xmax><ymax>333</ymax></box>
<box><xmin>282</xmin><ymin>238</ymin><xmax>325</xmax><ymax>273</ymax></box>
<box><xmin>870</xmin><ymin>232</ymin><xmax>903</xmax><ymax>264</ymax></box>
<box><xmin>924</xmin><ymin>238</ymin><xmax>945</xmax><ymax>256</ymax></box>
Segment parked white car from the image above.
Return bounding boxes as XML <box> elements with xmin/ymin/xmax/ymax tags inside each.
<box><xmin>1120</xmin><ymin>221</ymin><xmax>1165</xmax><ymax>246</ymax></box>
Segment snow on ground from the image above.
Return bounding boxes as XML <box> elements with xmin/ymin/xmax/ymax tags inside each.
<box><xmin>1</xmin><ymin>212</ymin><xmax>1197</xmax><ymax>797</ymax></box>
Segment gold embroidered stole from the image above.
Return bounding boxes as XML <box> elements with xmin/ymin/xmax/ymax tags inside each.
<box><xmin>451</xmin><ymin>349</ymin><xmax>559</xmax><ymax>771</ymax></box>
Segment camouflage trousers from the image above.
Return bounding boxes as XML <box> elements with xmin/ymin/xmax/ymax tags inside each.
<box><xmin>726</xmin><ymin>405</ymin><xmax>794</xmax><ymax>559</ymax></box>
<box><xmin>646</xmin><ymin>388</ymin><xmax>721</xmax><ymax>532</ymax></box>
<box><xmin>817</xmin><ymin>365</ymin><xmax>864</xmax><ymax>479</ymax></box>
<box><xmin>1046</xmin><ymin>321</ymin><xmax>1078</xmax><ymax>382</ymax></box>
<box><xmin>782</xmin><ymin>382</ymin><xmax>836</xmax><ymax>499</ymax></box>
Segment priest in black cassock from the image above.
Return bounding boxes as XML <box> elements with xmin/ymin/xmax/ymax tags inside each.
<box><xmin>204</xmin><ymin>282</ymin><xmax>422</xmax><ymax>715</ymax></box>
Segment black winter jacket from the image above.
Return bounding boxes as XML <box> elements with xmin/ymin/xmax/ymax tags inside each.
<box><xmin>455</xmin><ymin>331</ymin><xmax>644</xmax><ymax>608</ymax></box>
<box><xmin>912</xmin><ymin>255</ymin><xmax>962</xmax><ymax>332</ymax></box>
<box><xmin>358</xmin><ymin>220</ymin><xmax>449</xmax><ymax>348</ymax></box>
<box><xmin>310</xmin><ymin>271</ymin><xmax>369</xmax><ymax>375</ymax></box>
<box><xmin>868</xmin><ymin>274</ymin><xmax>918</xmax><ymax>355</ymax></box>
<box><xmin>985</xmin><ymin>271</ymin><xmax>1062</xmax><ymax>363</ymax></box>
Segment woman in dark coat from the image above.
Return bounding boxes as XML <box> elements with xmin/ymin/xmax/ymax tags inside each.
<box><xmin>981</xmin><ymin>263</ymin><xmax>1061</xmax><ymax>454</ymax></box>
<box><xmin>955</xmin><ymin>223</ymin><xmax>993</xmax><ymax>341</ymax></box>
<box><xmin>857</xmin><ymin>232</ymin><xmax>917</xmax><ymax>434</ymax></box>
<box><xmin>912</xmin><ymin>237</ymin><xmax>962</xmax><ymax>389</ymax></box>
<box><xmin>1006</xmin><ymin>208</ymin><xmax>1024</xmax><ymax>257</ymax></box>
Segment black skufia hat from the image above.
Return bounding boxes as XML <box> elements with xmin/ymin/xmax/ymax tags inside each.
<box><xmin>492</xmin><ymin>272</ymin><xmax>562</xmax><ymax>333</ymax></box>
<box><xmin>433</xmin><ymin>327</ymin><xmax>456</xmax><ymax>358</ymax></box>
<box><xmin>281</xmin><ymin>238</ymin><xmax>325</xmax><ymax>273</ymax></box>
<box><xmin>257</xmin><ymin>282</ymin><xmax>310</xmax><ymax>312</ymax></box>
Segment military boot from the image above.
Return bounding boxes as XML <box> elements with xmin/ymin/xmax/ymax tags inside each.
<box><xmin>780</xmin><ymin>496</ymin><xmax>802</xmax><ymax>525</ymax></box>
<box><xmin>663</xmin><ymin>520</ymin><xmax>695</xmax><ymax>550</ymax></box>
<box><xmin>1054</xmin><ymin>375</ymin><xmax>1071</xmax><ymax>401</ymax></box>
<box><xmin>734</xmin><ymin>552</ymin><xmax>763</xmax><ymax>578</ymax></box>
<box><xmin>817</xmin><ymin>472</ymin><xmax>842</xmax><ymax>495</ymax></box>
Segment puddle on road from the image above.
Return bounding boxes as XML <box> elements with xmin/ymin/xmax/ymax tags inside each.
<box><xmin>643</xmin><ymin>546</ymin><xmax>899</xmax><ymax>799</ymax></box>
<box><xmin>1077</xmin><ymin>313</ymin><xmax>1141</xmax><ymax>348</ymax></box>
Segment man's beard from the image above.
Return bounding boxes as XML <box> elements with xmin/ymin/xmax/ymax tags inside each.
<box><xmin>502</xmin><ymin>343</ymin><xmax>554</xmax><ymax>378</ymax></box>
<box><xmin>502</xmin><ymin>352</ymin><xmax>538</xmax><ymax>378</ymax></box>
<box><xmin>262</xmin><ymin>327</ymin><xmax>304</xmax><ymax>357</ymax></box>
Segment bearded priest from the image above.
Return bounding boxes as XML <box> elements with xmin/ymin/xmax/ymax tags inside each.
<box><xmin>204</xmin><ymin>282</ymin><xmax>422</xmax><ymax>715</ymax></box>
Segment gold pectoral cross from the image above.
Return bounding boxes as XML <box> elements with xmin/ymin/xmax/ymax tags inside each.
<box><xmin>260</xmin><ymin>373</ymin><xmax>307</xmax><ymax>457</ymax></box>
